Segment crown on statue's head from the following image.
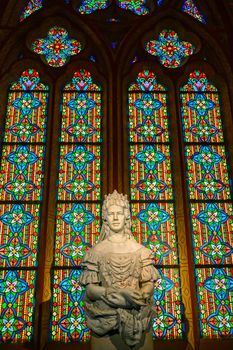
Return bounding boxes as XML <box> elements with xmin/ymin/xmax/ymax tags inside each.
<box><xmin>102</xmin><ymin>190</ymin><xmax>130</xmax><ymax>212</ymax></box>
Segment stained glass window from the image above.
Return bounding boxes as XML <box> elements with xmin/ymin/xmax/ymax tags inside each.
<box><xmin>20</xmin><ymin>0</ymin><xmax>43</xmax><ymax>22</ymax></box>
<box><xmin>32</xmin><ymin>27</ymin><xmax>83</xmax><ymax>68</ymax></box>
<box><xmin>77</xmin><ymin>0</ymin><xmax>109</xmax><ymax>14</ymax></box>
<box><xmin>180</xmin><ymin>71</ymin><xmax>233</xmax><ymax>338</ymax></box>
<box><xmin>77</xmin><ymin>0</ymin><xmax>149</xmax><ymax>15</ymax></box>
<box><xmin>182</xmin><ymin>0</ymin><xmax>206</xmax><ymax>24</ymax></box>
<box><xmin>50</xmin><ymin>69</ymin><xmax>102</xmax><ymax>342</ymax></box>
<box><xmin>128</xmin><ymin>70</ymin><xmax>185</xmax><ymax>339</ymax></box>
<box><xmin>0</xmin><ymin>69</ymin><xmax>49</xmax><ymax>343</ymax></box>
<box><xmin>145</xmin><ymin>29</ymin><xmax>195</xmax><ymax>69</ymax></box>
<box><xmin>117</xmin><ymin>0</ymin><xmax>149</xmax><ymax>15</ymax></box>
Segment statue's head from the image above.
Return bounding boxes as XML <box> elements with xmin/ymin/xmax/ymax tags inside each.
<box><xmin>98</xmin><ymin>190</ymin><xmax>132</xmax><ymax>241</ymax></box>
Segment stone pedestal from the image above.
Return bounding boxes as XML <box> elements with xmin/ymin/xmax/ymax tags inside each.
<box><xmin>91</xmin><ymin>330</ymin><xmax>153</xmax><ymax>350</ymax></box>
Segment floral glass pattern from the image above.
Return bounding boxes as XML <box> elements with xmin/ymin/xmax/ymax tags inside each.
<box><xmin>77</xmin><ymin>0</ymin><xmax>109</xmax><ymax>14</ymax></box>
<box><xmin>50</xmin><ymin>69</ymin><xmax>102</xmax><ymax>342</ymax></box>
<box><xmin>77</xmin><ymin>0</ymin><xmax>149</xmax><ymax>15</ymax></box>
<box><xmin>180</xmin><ymin>71</ymin><xmax>233</xmax><ymax>338</ymax></box>
<box><xmin>31</xmin><ymin>27</ymin><xmax>83</xmax><ymax>67</ymax></box>
<box><xmin>128</xmin><ymin>70</ymin><xmax>185</xmax><ymax>339</ymax></box>
<box><xmin>20</xmin><ymin>0</ymin><xmax>43</xmax><ymax>22</ymax></box>
<box><xmin>0</xmin><ymin>69</ymin><xmax>49</xmax><ymax>343</ymax></box>
<box><xmin>117</xmin><ymin>0</ymin><xmax>149</xmax><ymax>15</ymax></box>
<box><xmin>182</xmin><ymin>0</ymin><xmax>206</xmax><ymax>24</ymax></box>
<box><xmin>145</xmin><ymin>29</ymin><xmax>195</xmax><ymax>69</ymax></box>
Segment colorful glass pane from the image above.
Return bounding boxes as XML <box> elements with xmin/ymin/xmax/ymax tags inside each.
<box><xmin>54</xmin><ymin>204</ymin><xmax>101</xmax><ymax>267</ymax></box>
<box><xmin>145</xmin><ymin>29</ymin><xmax>195</xmax><ymax>69</ymax></box>
<box><xmin>51</xmin><ymin>269</ymin><xmax>90</xmax><ymax>342</ymax></box>
<box><xmin>0</xmin><ymin>145</ymin><xmax>45</xmax><ymax>201</ymax></box>
<box><xmin>32</xmin><ymin>27</ymin><xmax>83</xmax><ymax>67</ymax></box>
<box><xmin>77</xmin><ymin>0</ymin><xmax>109</xmax><ymax>14</ymax></box>
<box><xmin>182</xmin><ymin>0</ymin><xmax>206</xmax><ymax>24</ymax></box>
<box><xmin>185</xmin><ymin>145</ymin><xmax>231</xmax><ymax>200</ymax></box>
<box><xmin>191</xmin><ymin>202</ymin><xmax>233</xmax><ymax>265</ymax></box>
<box><xmin>181</xmin><ymin>92</ymin><xmax>224</xmax><ymax>143</ymax></box>
<box><xmin>196</xmin><ymin>267</ymin><xmax>233</xmax><ymax>337</ymax></box>
<box><xmin>0</xmin><ymin>204</ymin><xmax>40</xmax><ymax>268</ymax></box>
<box><xmin>128</xmin><ymin>70</ymin><xmax>184</xmax><ymax>339</ymax></box>
<box><xmin>131</xmin><ymin>203</ymin><xmax>178</xmax><ymax>265</ymax></box>
<box><xmin>20</xmin><ymin>0</ymin><xmax>43</xmax><ymax>22</ymax></box>
<box><xmin>153</xmin><ymin>268</ymin><xmax>184</xmax><ymax>339</ymax></box>
<box><xmin>117</xmin><ymin>0</ymin><xmax>149</xmax><ymax>15</ymax></box>
<box><xmin>51</xmin><ymin>70</ymin><xmax>102</xmax><ymax>342</ymax></box>
<box><xmin>0</xmin><ymin>270</ymin><xmax>36</xmax><ymax>342</ymax></box>
<box><xmin>0</xmin><ymin>69</ymin><xmax>48</xmax><ymax>343</ymax></box>
<box><xmin>180</xmin><ymin>71</ymin><xmax>233</xmax><ymax>338</ymax></box>
<box><xmin>130</xmin><ymin>144</ymin><xmax>173</xmax><ymax>201</ymax></box>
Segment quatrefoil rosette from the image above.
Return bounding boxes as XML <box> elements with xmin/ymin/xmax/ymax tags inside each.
<box><xmin>31</xmin><ymin>26</ymin><xmax>83</xmax><ymax>67</ymax></box>
<box><xmin>145</xmin><ymin>29</ymin><xmax>195</xmax><ymax>69</ymax></box>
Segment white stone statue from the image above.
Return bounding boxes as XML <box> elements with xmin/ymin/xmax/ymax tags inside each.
<box><xmin>80</xmin><ymin>190</ymin><xmax>159</xmax><ymax>350</ymax></box>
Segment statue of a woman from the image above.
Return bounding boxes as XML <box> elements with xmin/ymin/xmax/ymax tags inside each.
<box><xmin>80</xmin><ymin>191</ymin><xmax>159</xmax><ymax>349</ymax></box>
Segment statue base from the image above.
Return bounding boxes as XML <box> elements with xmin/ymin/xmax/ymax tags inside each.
<box><xmin>91</xmin><ymin>330</ymin><xmax>153</xmax><ymax>350</ymax></box>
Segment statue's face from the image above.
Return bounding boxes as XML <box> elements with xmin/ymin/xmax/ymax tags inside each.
<box><xmin>106</xmin><ymin>204</ymin><xmax>126</xmax><ymax>233</ymax></box>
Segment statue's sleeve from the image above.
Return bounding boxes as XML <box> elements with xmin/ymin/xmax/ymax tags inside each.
<box><xmin>80</xmin><ymin>250</ymin><xmax>100</xmax><ymax>286</ymax></box>
<box><xmin>140</xmin><ymin>248</ymin><xmax>160</xmax><ymax>283</ymax></box>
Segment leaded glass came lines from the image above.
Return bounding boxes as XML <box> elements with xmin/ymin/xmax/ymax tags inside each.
<box><xmin>180</xmin><ymin>70</ymin><xmax>233</xmax><ymax>338</ymax></box>
<box><xmin>0</xmin><ymin>69</ymin><xmax>49</xmax><ymax>343</ymax></box>
<box><xmin>128</xmin><ymin>70</ymin><xmax>185</xmax><ymax>339</ymax></box>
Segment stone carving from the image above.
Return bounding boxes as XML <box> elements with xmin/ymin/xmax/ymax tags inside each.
<box><xmin>80</xmin><ymin>190</ymin><xmax>159</xmax><ymax>349</ymax></box>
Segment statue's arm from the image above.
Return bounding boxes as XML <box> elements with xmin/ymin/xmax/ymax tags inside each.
<box><xmin>86</xmin><ymin>283</ymin><xmax>106</xmax><ymax>301</ymax></box>
<box><xmin>140</xmin><ymin>281</ymin><xmax>154</xmax><ymax>301</ymax></box>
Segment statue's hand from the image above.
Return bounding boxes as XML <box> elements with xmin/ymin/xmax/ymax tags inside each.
<box><xmin>119</xmin><ymin>289</ymin><xmax>146</xmax><ymax>307</ymax></box>
<box><xmin>104</xmin><ymin>291</ymin><xmax>130</xmax><ymax>308</ymax></box>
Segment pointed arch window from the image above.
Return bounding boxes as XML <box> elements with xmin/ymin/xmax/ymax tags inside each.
<box><xmin>180</xmin><ymin>70</ymin><xmax>233</xmax><ymax>338</ymax></box>
<box><xmin>128</xmin><ymin>70</ymin><xmax>185</xmax><ymax>339</ymax></box>
<box><xmin>50</xmin><ymin>69</ymin><xmax>103</xmax><ymax>342</ymax></box>
<box><xmin>0</xmin><ymin>69</ymin><xmax>49</xmax><ymax>342</ymax></box>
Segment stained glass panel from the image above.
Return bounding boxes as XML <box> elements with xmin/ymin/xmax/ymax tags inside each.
<box><xmin>128</xmin><ymin>70</ymin><xmax>184</xmax><ymax>339</ymax></box>
<box><xmin>51</xmin><ymin>269</ymin><xmax>90</xmax><ymax>342</ymax></box>
<box><xmin>0</xmin><ymin>270</ymin><xmax>37</xmax><ymax>342</ymax></box>
<box><xmin>117</xmin><ymin>0</ymin><xmax>149</xmax><ymax>15</ymax></box>
<box><xmin>0</xmin><ymin>204</ymin><xmax>40</xmax><ymax>268</ymax></box>
<box><xmin>129</xmin><ymin>92</ymin><xmax>169</xmax><ymax>143</ymax></box>
<box><xmin>0</xmin><ymin>145</ymin><xmax>45</xmax><ymax>201</ymax></box>
<box><xmin>0</xmin><ymin>69</ymin><xmax>48</xmax><ymax>343</ymax></box>
<box><xmin>20</xmin><ymin>0</ymin><xmax>43</xmax><ymax>22</ymax></box>
<box><xmin>57</xmin><ymin>144</ymin><xmax>101</xmax><ymax>201</ymax></box>
<box><xmin>61</xmin><ymin>94</ymin><xmax>102</xmax><ymax>143</ymax></box>
<box><xmin>191</xmin><ymin>202</ymin><xmax>233</xmax><ymax>265</ymax></box>
<box><xmin>54</xmin><ymin>203</ymin><xmax>101</xmax><ymax>267</ymax></box>
<box><xmin>77</xmin><ymin>0</ymin><xmax>109</xmax><ymax>14</ymax></box>
<box><xmin>180</xmin><ymin>71</ymin><xmax>233</xmax><ymax>338</ymax></box>
<box><xmin>145</xmin><ymin>29</ymin><xmax>195</xmax><ymax>69</ymax></box>
<box><xmin>153</xmin><ymin>268</ymin><xmax>184</xmax><ymax>339</ymax></box>
<box><xmin>32</xmin><ymin>27</ymin><xmax>83</xmax><ymax>67</ymax></box>
<box><xmin>196</xmin><ymin>267</ymin><xmax>233</xmax><ymax>337</ymax></box>
<box><xmin>181</xmin><ymin>92</ymin><xmax>224</xmax><ymax>143</ymax></box>
<box><xmin>185</xmin><ymin>145</ymin><xmax>231</xmax><ymax>200</ymax></box>
<box><xmin>130</xmin><ymin>144</ymin><xmax>173</xmax><ymax>201</ymax></box>
<box><xmin>182</xmin><ymin>0</ymin><xmax>206</xmax><ymax>24</ymax></box>
<box><xmin>51</xmin><ymin>70</ymin><xmax>102</xmax><ymax>342</ymax></box>
<box><xmin>5</xmin><ymin>91</ymin><xmax>47</xmax><ymax>143</ymax></box>
<box><xmin>131</xmin><ymin>203</ymin><xmax>178</xmax><ymax>265</ymax></box>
